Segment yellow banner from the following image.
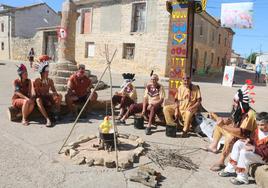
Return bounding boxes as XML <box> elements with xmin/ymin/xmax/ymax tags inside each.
<box><xmin>202</xmin><ymin>0</ymin><xmax>207</xmax><ymax>11</ymax></box>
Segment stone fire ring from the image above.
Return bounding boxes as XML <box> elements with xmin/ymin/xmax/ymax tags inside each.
<box><xmin>62</xmin><ymin>133</ymin><xmax>145</xmax><ymax>169</ymax></box>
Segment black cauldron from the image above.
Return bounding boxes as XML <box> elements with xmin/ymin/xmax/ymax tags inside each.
<box><xmin>99</xmin><ymin>132</ymin><xmax>116</xmax><ymax>149</ymax></box>
<box><xmin>134</xmin><ymin>115</ymin><xmax>145</xmax><ymax>129</ymax></box>
<box><xmin>166</xmin><ymin>125</ymin><xmax>177</xmax><ymax>137</ymax></box>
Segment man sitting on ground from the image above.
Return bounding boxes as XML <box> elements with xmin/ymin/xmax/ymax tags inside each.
<box><xmin>218</xmin><ymin>112</ymin><xmax>268</xmax><ymax>185</ymax></box>
<box><xmin>206</xmin><ymin>82</ymin><xmax>257</xmax><ymax>171</ymax></box>
<box><xmin>33</xmin><ymin>61</ymin><xmax>62</xmax><ymax>127</ymax></box>
<box><xmin>163</xmin><ymin>75</ymin><xmax>202</xmax><ymax>137</ymax></box>
<box><xmin>120</xmin><ymin>74</ymin><xmax>165</xmax><ymax>135</ymax></box>
<box><xmin>65</xmin><ymin>64</ymin><xmax>97</xmax><ymax>117</ymax></box>
<box><xmin>112</xmin><ymin>73</ymin><xmax>137</xmax><ymax>120</ymax></box>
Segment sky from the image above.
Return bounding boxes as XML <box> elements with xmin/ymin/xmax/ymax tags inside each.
<box><xmin>1</xmin><ymin>0</ymin><xmax>267</xmax><ymax>58</ymax></box>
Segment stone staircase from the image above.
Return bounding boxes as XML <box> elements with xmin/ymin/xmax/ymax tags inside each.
<box><xmin>49</xmin><ymin>62</ymin><xmax>99</xmax><ymax>92</ymax></box>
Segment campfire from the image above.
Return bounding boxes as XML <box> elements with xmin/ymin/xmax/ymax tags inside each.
<box><xmin>62</xmin><ymin>133</ymin><xmax>145</xmax><ymax>169</ymax></box>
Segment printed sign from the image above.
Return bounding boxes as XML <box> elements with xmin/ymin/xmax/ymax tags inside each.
<box><xmin>222</xmin><ymin>66</ymin><xmax>235</xmax><ymax>87</ymax></box>
<box><xmin>57</xmin><ymin>27</ymin><xmax>68</xmax><ymax>39</ymax></box>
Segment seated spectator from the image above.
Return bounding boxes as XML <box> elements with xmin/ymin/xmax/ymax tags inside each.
<box><xmin>65</xmin><ymin>64</ymin><xmax>97</xmax><ymax>117</ymax></box>
<box><xmin>33</xmin><ymin>61</ymin><xmax>62</xmax><ymax>127</ymax></box>
<box><xmin>112</xmin><ymin>73</ymin><xmax>137</xmax><ymax>120</ymax></box>
<box><xmin>12</xmin><ymin>64</ymin><xmax>35</xmax><ymax>125</ymax></box>
<box><xmin>120</xmin><ymin>74</ymin><xmax>165</xmax><ymax>135</ymax></box>
<box><xmin>163</xmin><ymin>75</ymin><xmax>201</xmax><ymax>137</ymax></box>
<box><xmin>206</xmin><ymin>82</ymin><xmax>257</xmax><ymax>171</ymax></box>
<box><xmin>218</xmin><ymin>112</ymin><xmax>268</xmax><ymax>185</ymax></box>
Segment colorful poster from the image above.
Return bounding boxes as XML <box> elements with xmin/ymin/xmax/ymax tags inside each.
<box><xmin>221</xmin><ymin>2</ymin><xmax>253</xmax><ymax>29</ymax></box>
<box><xmin>222</xmin><ymin>66</ymin><xmax>235</xmax><ymax>87</ymax></box>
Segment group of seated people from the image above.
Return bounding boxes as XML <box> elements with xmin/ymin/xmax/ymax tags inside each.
<box><xmin>12</xmin><ymin>58</ymin><xmax>96</xmax><ymax>127</ymax></box>
<box><xmin>111</xmin><ymin>74</ymin><xmax>267</xmax><ymax>185</ymax></box>
<box><xmin>113</xmin><ymin>73</ymin><xmax>201</xmax><ymax>136</ymax></box>
<box><xmin>12</xmin><ymin>60</ymin><xmax>267</xmax><ymax>185</ymax></box>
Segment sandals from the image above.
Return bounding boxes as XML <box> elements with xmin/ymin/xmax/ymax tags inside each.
<box><xmin>46</xmin><ymin>119</ymin><xmax>53</xmax><ymax>127</ymax></box>
<box><xmin>210</xmin><ymin>164</ymin><xmax>226</xmax><ymax>171</ymax></box>
<box><xmin>22</xmin><ymin>119</ymin><xmax>29</xmax><ymax>126</ymax></box>
<box><xmin>202</xmin><ymin>147</ymin><xmax>219</xmax><ymax>154</ymax></box>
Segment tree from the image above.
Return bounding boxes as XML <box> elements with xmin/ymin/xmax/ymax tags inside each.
<box><xmin>247</xmin><ymin>52</ymin><xmax>258</xmax><ymax>64</ymax></box>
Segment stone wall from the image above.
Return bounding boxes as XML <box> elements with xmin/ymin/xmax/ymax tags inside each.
<box><xmin>11</xmin><ymin>30</ymin><xmax>44</xmax><ymax>61</ymax></box>
<box><xmin>75</xmin><ymin>0</ymin><xmax>169</xmax><ymax>75</ymax></box>
<box><xmin>74</xmin><ymin>0</ymin><xmax>234</xmax><ymax>76</ymax></box>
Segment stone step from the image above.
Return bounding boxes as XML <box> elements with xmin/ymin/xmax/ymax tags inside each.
<box><xmin>50</xmin><ymin>70</ymin><xmax>76</xmax><ymax>77</ymax></box>
<box><xmin>50</xmin><ymin>62</ymin><xmax>78</xmax><ymax>71</ymax></box>
<box><xmin>51</xmin><ymin>76</ymin><xmax>69</xmax><ymax>85</ymax></box>
<box><xmin>55</xmin><ymin>83</ymin><xmax>67</xmax><ymax>92</ymax></box>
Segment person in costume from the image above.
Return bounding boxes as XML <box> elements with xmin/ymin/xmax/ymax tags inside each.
<box><xmin>206</xmin><ymin>80</ymin><xmax>257</xmax><ymax>171</ymax></box>
<box><xmin>65</xmin><ymin>64</ymin><xmax>97</xmax><ymax>116</ymax></box>
<box><xmin>28</xmin><ymin>48</ymin><xmax>35</xmax><ymax>68</ymax></box>
<box><xmin>112</xmin><ymin>73</ymin><xmax>137</xmax><ymax>120</ymax></box>
<box><xmin>33</xmin><ymin>61</ymin><xmax>62</xmax><ymax>127</ymax></box>
<box><xmin>163</xmin><ymin>75</ymin><xmax>202</xmax><ymax>137</ymax></box>
<box><xmin>12</xmin><ymin>64</ymin><xmax>35</xmax><ymax>125</ymax></box>
<box><xmin>218</xmin><ymin>112</ymin><xmax>268</xmax><ymax>185</ymax></box>
<box><xmin>120</xmin><ymin>74</ymin><xmax>165</xmax><ymax>135</ymax></box>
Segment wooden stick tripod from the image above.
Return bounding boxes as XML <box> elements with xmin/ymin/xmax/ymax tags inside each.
<box><xmin>58</xmin><ymin>44</ymin><xmax>119</xmax><ymax>171</ymax></box>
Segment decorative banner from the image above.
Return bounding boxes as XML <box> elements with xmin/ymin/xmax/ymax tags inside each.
<box><xmin>222</xmin><ymin>66</ymin><xmax>235</xmax><ymax>87</ymax></box>
<box><xmin>167</xmin><ymin>1</ymin><xmax>189</xmax><ymax>99</ymax></box>
<box><xmin>221</xmin><ymin>2</ymin><xmax>254</xmax><ymax>29</ymax></box>
<box><xmin>202</xmin><ymin>0</ymin><xmax>207</xmax><ymax>11</ymax></box>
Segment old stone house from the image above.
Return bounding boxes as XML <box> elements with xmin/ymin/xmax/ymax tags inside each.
<box><xmin>0</xmin><ymin>3</ymin><xmax>60</xmax><ymax>60</ymax></box>
<box><xmin>73</xmin><ymin>0</ymin><xmax>234</xmax><ymax>76</ymax></box>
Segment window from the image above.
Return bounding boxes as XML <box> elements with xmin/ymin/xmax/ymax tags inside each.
<box><xmin>81</xmin><ymin>9</ymin><xmax>93</xmax><ymax>34</ymax></box>
<box><xmin>212</xmin><ymin>30</ymin><xmax>215</xmax><ymax>42</ymax></box>
<box><xmin>131</xmin><ymin>3</ymin><xmax>146</xmax><ymax>32</ymax></box>
<box><xmin>123</xmin><ymin>43</ymin><xmax>135</xmax><ymax>60</ymax></box>
<box><xmin>1</xmin><ymin>23</ymin><xmax>4</xmax><ymax>32</ymax></box>
<box><xmin>1</xmin><ymin>42</ymin><xmax>4</xmax><ymax>50</ymax></box>
<box><xmin>218</xmin><ymin>34</ymin><xmax>221</xmax><ymax>44</ymax></box>
<box><xmin>217</xmin><ymin>57</ymin><xmax>220</xmax><ymax>66</ymax></box>
<box><xmin>85</xmin><ymin>42</ymin><xmax>95</xmax><ymax>58</ymax></box>
<box><xmin>224</xmin><ymin>38</ymin><xmax>227</xmax><ymax>46</ymax></box>
<box><xmin>200</xmin><ymin>20</ymin><xmax>203</xmax><ymax>36</ymax></box>
<box><xmin>203</xmin><ymin>51</ymin><xmax>207</xmax><ymax>69</ymax></box>
<box><xmin>211</xmin><ymin>53</ymin><xmax>214</xmax><ymax>65</ymax></box>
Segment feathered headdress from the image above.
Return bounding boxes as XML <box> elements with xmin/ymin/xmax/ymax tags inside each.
<box><xmin>34</xmin><ymin>61</ymin><xmax>49</xmax><ymax>73</ymax></box>
<box><xmin>16</xmin><ymin>64</ymin><xmax>27</xmax><ymax>75</ymax></box>
<box><xmin>38</xmin><ymin>55</ymin><xmax>51</xmax><ymax>62</ymax></box>
<box><xmin>122</xmin><ymin>73</ymin><xmax>135</xmax><ymax>83</ymax></box>
<box><xmin>234</xmin><ymin>79</ymin><xmax>255</xmax><ymax>113</ymax></box>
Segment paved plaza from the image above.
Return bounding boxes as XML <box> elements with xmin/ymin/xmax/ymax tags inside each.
<box><xmin>0</xmin><ymin>60</ymin><xmax>267</xmax><ymax>188</ymax></box>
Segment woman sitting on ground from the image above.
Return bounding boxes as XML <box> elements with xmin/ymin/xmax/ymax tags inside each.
<box><xmin>112</xmin><ymin>73</ymin><xmax>137</xmax><ymax>121</ymax></box>
<box><xmin>12</xmin><ymin>64</ymin><xmax>35</xmax><ymax>125</ymax></box>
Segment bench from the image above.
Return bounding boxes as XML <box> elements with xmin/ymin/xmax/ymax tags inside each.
<box><xmin>7</xmin><ymin>100</ymin><xmax>111</xmax><ymax>122</ymax></box>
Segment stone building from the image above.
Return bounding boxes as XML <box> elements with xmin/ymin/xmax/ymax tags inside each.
<box><xmin>73</xmin><ymin>0</ymin><xmax>234</xmax><ymax>76</ymax></box>
<box><xmin>230</xmin><ymin>50</ymin><xmax>244</xmax><ymax>66</ymax></box>
<box><xmin>0</xmin><ymin>3</ymin><xmax>60</xmax><ymax>60</ymax></box>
